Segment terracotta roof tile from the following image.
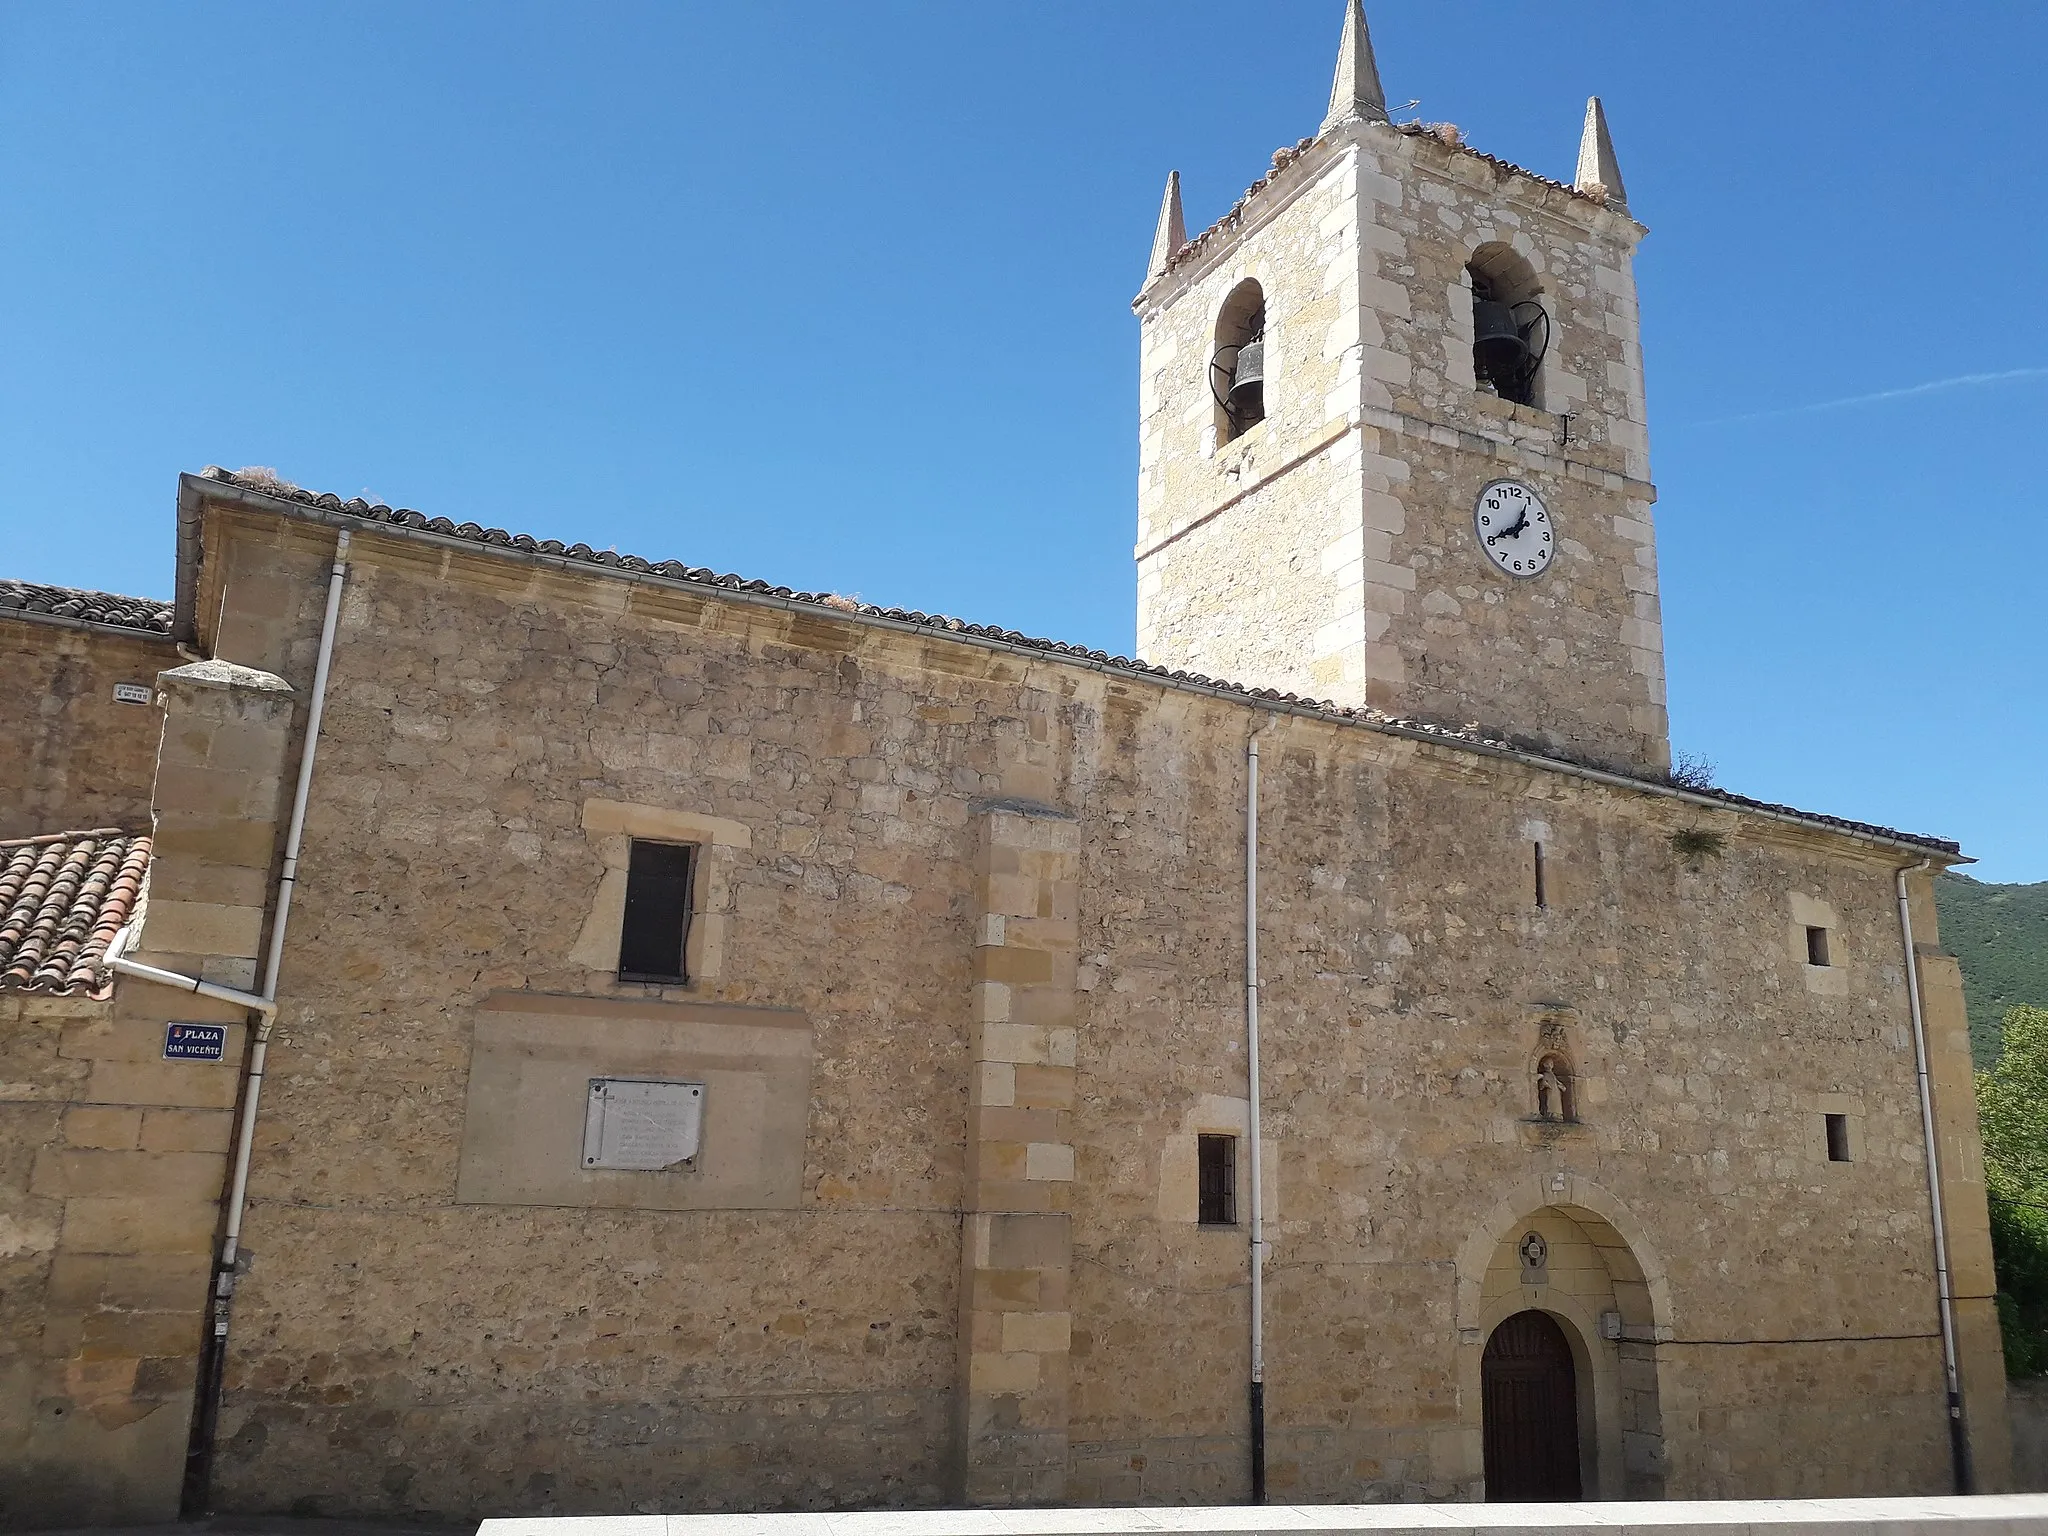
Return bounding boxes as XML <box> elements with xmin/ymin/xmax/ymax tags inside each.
<box><xmin>0</xmin><ymin>830</ymin><xmax>152</xmax><ymax>995</ymax></box>
<box><xmin>190</xmin><ymin>467</ymin><xmax>1960</xmax><ymax>856</ymax></box>
<box><xmin>0</xmin><ymin>579</ymin><xmax>173</xmax><ymax>635</ymax></box>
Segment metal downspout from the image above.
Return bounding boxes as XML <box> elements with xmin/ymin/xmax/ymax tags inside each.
<box><xmin>1246</xmin><ymin>735</ymin><xmax>1267</xmax><ymax>1503</ymax></box>
<box><xmin>183</xmin><ymin>528</ymin><xmax>351</xmax><ymax>1512</ymax></box>
<box><xmin>1897</xmin><ymin>855</ymin><xmax>1972</xmax><ymax>1494</ymax></box>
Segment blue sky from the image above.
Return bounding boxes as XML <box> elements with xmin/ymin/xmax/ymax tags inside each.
<box><xmin>3</xmin><ymin>2</ymin><xmax>2043</xmax><ymax>881</ymax></box>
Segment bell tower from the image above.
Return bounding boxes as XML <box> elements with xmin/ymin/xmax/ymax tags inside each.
<box><xmin>1133</xmin><ymin>1</ymin><xmax>1668</xmax><ymax>773</ymax></box>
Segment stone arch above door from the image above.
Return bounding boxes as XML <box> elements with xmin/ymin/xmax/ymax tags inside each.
<box><xmin>1451</xmin><ymin>1178</ymin><xmax>1672</xmax><ymax>1501</ymax></box>
<box><xmin>1455</xmin><ymin>1175</ymin><xmax>1673</xmax><ymax>1340</ymax></box>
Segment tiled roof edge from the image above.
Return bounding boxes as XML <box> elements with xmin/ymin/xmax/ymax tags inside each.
<box><xmin>178</xmin><ymin>467</ymin><xmax>1963</xmax><ymax>859</ymax></box>
<box><xmin>0</xmin><ymin>579</ymin><xmax>175</xmax><ymax>637</ymax></box>
<box><xmin>0</xmin><ymin>828</ymin><xmax>132</xmax><ymax>848</ymax></box>
<box><xmin>0</xmin><ymin>829</ymin><xmax>152</xmax><ymax>997</ymax></box>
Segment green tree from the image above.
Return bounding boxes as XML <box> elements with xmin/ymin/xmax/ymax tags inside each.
<box><xmin>1976</xmin><ymin>1004</ymin><xmax>2048</xmax><ymax>1376</ymax></box>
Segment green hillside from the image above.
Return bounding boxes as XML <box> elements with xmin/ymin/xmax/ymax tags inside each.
<box><xmin>1936</xmin><ymin>872</ymin><xmax>2048</xmax><ymax>1066</ymax></box>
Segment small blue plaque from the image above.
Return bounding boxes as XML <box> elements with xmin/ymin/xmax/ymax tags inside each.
<box><xmin>163</xmin><ymin>1023</ymin><xmax>228</xmax><ymax>1062</ymax></box>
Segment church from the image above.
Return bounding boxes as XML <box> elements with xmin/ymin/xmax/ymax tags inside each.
<box><xmin>0</xmin><ymin>4</ymin><xmax>2011</xmax><ymax>1525</ymax></box>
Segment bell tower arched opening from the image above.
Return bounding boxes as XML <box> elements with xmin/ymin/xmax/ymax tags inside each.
<box><xmin>1208</xmin><ymin>279</ymin><xmax>1267</xmax><ymax>445</ymax></box>
<box><xmin>1467</xmin><ymin>243</ymin><xmax>1549</xmax><ymax>409</ymax></box>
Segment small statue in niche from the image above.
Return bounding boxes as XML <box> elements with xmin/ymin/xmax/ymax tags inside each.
<box><xmin>1535</xmin><ymin>1054</ymin><xmax>1574</xmax><ymax>1123</ymax></box>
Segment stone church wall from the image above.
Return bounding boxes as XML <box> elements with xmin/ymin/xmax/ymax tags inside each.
<box><xmin>0</xmin><ymin>617</ymin><xmax>174</xmax><ymax>839</ymax></box>
<box><xmin>166</xmin><ymin>503</ymin><xmax>1998</xmax><ymax>1519</ymax></box>
<box><xmin>0</xmin><ymin>984</ymin><xmax>245</xmax><ymax>1529</ymax></box>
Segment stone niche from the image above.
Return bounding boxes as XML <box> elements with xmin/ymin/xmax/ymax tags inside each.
<box><xmin>454</xmin><ymin>990</ymin><xmax>811</xmax><ymax>1211</ymax></box>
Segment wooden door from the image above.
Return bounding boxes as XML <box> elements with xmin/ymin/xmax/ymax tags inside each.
<box><xmin>1482</xmin><ymin>1309</ymin><xmax>1582</xmax><ymax>1500</ymax></box>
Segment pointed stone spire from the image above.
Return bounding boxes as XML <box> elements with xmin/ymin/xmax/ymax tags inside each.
<box><xmin>1145</xmin><ymin>169</ymin><xmax>1186</xmax><ymax>284</ymax></box>
<box><xmin>1320</xmin><ymin>0</ymin><xmax>1388</xmax><ymax>133</ymax></box>
<box><xmin>1573</xmin><ymin>96</ymin><xmax>1629</xmax><ymax>215</ymax></box>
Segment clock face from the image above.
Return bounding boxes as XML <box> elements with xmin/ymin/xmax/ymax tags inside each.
<box><xmin>1474</xmin><ymin>480</ymin><xmax>1555</xmax><ymax>579</ymax></box>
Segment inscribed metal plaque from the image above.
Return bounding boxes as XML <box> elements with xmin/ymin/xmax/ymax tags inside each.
<box><xmin>582</xmin><ymin>1077</ymin><xmax>703</xmax><ymax>1171</ymax></box>
<box><xmin>163</xmin><ymin>1023</ymin><xmax>228</xmax><ymax>1061</ymax></box>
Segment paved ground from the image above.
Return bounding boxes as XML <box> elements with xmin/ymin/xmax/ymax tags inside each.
<box><xmin>29</xmin><ymin>1520</ymin><xmax>470</xmax><ymax>1536</ymax></box>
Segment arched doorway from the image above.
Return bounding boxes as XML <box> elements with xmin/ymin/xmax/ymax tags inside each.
<box><xmin>1454</xmin><ymin>1181</ymin><xmax>1671</xmax><ymax>1500</ymax></box>
<box><xmin>1482</xmin><ymin>1310</ymin><xmax>1582</xmax><ymax>1500</ymax></box>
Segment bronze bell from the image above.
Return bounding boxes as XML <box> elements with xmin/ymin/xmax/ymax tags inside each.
<box><xmin>1472</xmin><ymin>298</ymin><xmax>1528</xmax><ymax>382</ymax></box>
<box><xmin>1227</xmin><ymin>335</ymin><xmax>1265</xmax><ymax>422</ymax></box>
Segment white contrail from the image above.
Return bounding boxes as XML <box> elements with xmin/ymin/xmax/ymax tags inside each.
<box><xmin>1691</xmin><ymin>367</ymin><xmax>2048</xmax><ymax>427</ymax></box>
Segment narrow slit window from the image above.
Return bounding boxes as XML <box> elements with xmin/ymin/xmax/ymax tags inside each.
<box><xmin>1533</xmin><ymin>842</ymin><xmax>1547</xmax><ymax>909</ymax></box>
<box><xmin>1806</xmin><ymin>926</ymin><xmax>1832</xmax><ymax>967</ymax></box>
<box><xmin>1825</xmin><ymin>1113</ymin><xmax>1851</xmax><ymax>1163</ymax></box>
<box><xmin>1197</xmin><ymin>1134</ymin><xmax>1238</xmax><ymax>1226</ymax></box>
<box><xmin>619</xmin><ymin>839</ymin><xmax>695</xmax><ymax>982</ymax></box>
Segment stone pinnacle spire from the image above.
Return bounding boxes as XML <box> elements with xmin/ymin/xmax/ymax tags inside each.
<box><xmin>1573</xmin><ymin>96</ymin><xmax>1629</xmax><ymax>215</ymax></box>
<box><xmin>1145</xmin><ymin>169</ymin><xmax>1186</xmax><ymax>284</ymax></box>
<box><xmin>1320</xmin><ymin>0</ymin><xmax>1388</xmax><ymax>133</ymax></box>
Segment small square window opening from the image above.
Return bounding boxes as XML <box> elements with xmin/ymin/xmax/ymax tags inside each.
<box><xmin>1197</xmin><ymin>1134</ymin><xmax>1238</xmax><ymax>1226</ymax></box>
<box><xmin>1825</xmin><ymin>1113</ymin><xmax>1851</xmax><ymax>1162</ymax></box>
<box><xmin>619</xmin><ymin>839</ymin><xmax>696</xmax><ymax>982</ymax></box>
<box><xmin>1806</xmin><ymin>926</ymin><xmax>1832</xmax><ymax>967</ymax></box>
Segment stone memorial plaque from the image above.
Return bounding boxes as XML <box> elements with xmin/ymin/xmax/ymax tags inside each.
<box><xmin>582</xmin><ymin>1077</ymin><xmax>703</xmax><ymax>1171</ymax></box>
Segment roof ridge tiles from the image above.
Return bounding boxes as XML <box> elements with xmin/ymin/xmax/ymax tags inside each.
<box><xmin>187</xmin><ymin>466</ymin><xmax>1959</xmax><ymax>856</ymax></box>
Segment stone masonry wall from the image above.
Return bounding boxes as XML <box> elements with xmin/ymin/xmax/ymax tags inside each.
<box><xmin>0</xmin><ymin>618</ymin><xmax>175</xmax><ymax>839</ymax></box>
<box><xmin>960</xmin><ymin>806</ymin><xmax>1082</xmax><ymax>1503</ymax></box>
<box><xmin>1</xmin><ymin>653</ymin><xmax>300</xmax><ymax>1528</ymax></box>
<box><xmin>165</xmin><ymin>499</ymin><xmax>1998</xmax><ymax>1519</ymax></box>
<box><xmin>1136</xmin><ymin>120</ymin><xmax>1666</xmax><ymax>774</ymax></box>
<box><xmin>1135</xmin><ymin>147</ymin><xmax>1354</xmax><ymax>697</ymax></box>
<box><xmin>0</xmin><ymin>985</ymin><xmax>246</xmax><ymax>1529</ymax></box>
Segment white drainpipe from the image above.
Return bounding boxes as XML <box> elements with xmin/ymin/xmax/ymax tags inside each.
<box><xmin>1246</xmin><ymin>734</ymin><xmax>1267</xmax><ymax>1501</ymax></box>
<box><xmin>108</xmin><ymin>952</ymin><xmax>277</xmax><ymax>1021</ymax></box>
<box><xmin>218</xmin><ymin>527</ymin><xmax>349</xmax><ymax>1269</ymax></box>
<box><xmin>104</xmin><ymin>529</ymin><xmax>350</xmax><ymax>1510</ymax></box>
<box><xmin>1895</xmin><ymin>856</ymin><xmax>1971</xmax><ymax>1493</ymax></box>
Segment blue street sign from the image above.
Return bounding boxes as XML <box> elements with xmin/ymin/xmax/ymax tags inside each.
<box><xmin>163</xmin><ymin>1023</ymin><xmax>228</xmax><ymax>1062</ymax></box>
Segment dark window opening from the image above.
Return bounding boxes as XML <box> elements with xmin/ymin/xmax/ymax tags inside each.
<box><xmin>1197</xmin><ymin>1134</ymin><xmax>1238</xmax><ymax>1226</ymax></box>
<box><xmin>1825</xmin><ymin>1113</ymin><xmax>1851</xmax><ymax>1163</ymax></box>
<box><xmin>1533</xmin><ymin>842</ymin><xmax>1547</xmax><ymax>910</ymax></box>
<box><xmin>1805</xmin><ymin>926</ymin><xmax>1832</xmax><ymax>967</ymax></box>
<box><xmin>619</xmin><ymin>839</ymin><xmax>695</xmax><ymax>982</ymax></box>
